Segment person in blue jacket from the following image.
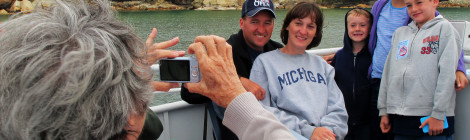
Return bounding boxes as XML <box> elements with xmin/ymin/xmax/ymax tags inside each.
<box><xmin>331</xmin><ymin>7</ymin><xmax>373</xmax><ymax>140</ymax></box>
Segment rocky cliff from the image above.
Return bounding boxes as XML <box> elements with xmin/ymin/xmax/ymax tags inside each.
<box><xmin>1</xmin><ymin>0</ymin><xmax>470</xmax><ymax>15</ymax></box>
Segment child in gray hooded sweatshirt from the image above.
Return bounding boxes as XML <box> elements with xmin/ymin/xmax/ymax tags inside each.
<box><xmin>378</xmin><ymin>0</ymin><xmax>462</xmax><ymax>139</ymax></box>
<box><xmin>250</xmin><ymin>2</ymin><xmax>348</xmax><ymax>140</ymax></box>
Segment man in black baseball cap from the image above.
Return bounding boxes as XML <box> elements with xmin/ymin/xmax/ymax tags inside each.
<box><xmin>180</xmin><ymin>0</ymin><xmax>282</xmax><ymax>139</ymax></box>
<box><xmin>242</xmin><ymin>0</ymin><xmax>276</xmax><ymax>18</ymax></box>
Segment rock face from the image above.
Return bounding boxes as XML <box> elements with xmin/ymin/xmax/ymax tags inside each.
<box><xmin>168</xmin><ymin>0</ymin><xmax>192</xmax><ymax>5</ymax></box>
<box><xmin>110</xmin><ymin>0</ymin><xmax>470</xmax><ymax>10</ymax></box>
<box><xmin>20</xmin><ymin>0</ymin><xmax>33</xmax><ymax>12</ymax></box>
<box><xmin>0</xmin><ymin>0</ymin><xmax>14</xmax><ymax>11</ymax></box>
<box><xmin>1</xmin><ymin>0</ymin><xmax>470</xmax><ymax>14</ymax></box>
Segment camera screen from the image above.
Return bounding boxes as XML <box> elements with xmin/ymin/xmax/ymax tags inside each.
<box><xmin>160</xmin><ymin>60</ymin><xmax>190</xmax><ymax>81</ymax></box>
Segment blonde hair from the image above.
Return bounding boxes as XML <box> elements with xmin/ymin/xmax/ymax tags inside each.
<box><xmin>346</xmin><ymin>8</ymin><xmax>372</xmax><ymax>21</ymax></box>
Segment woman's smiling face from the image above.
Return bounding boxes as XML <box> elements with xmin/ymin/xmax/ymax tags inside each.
<box><xmin>285</xmin><ymin>16</ymin><xmax>317</xmax><ymax>52</ymax></box>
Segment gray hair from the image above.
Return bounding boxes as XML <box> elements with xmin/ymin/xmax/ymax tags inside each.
<box><xmin>0</xmin><ymin>0</ymin><xmax>153</xmax><ymax>139</ymax></box>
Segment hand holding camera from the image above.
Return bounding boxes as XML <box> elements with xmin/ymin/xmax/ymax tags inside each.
<box><xmin>185</xmin><ymin>35</ymin><xmax>247</xmax><ymax>108</ymax></box>
<box><xmin>147</xmin><ymin>30</ymin><xmax>247</xmax><ymax>107</ymax></box>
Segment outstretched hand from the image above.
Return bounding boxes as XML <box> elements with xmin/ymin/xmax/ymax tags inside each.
<box><xmin>146</xmin><ymin>28</ymin><xmax>185</xmax><ymax>91</ymax></box>
<box><xmin>185</xmin><ymin>35</ymin><xmax>247</xmax><ymax>108</ymax></box>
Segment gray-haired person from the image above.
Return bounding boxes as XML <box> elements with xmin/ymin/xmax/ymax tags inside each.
<box><xmin>0</xmin><ymin>0</ymin><xmax>183</xmax><ymax>139</ymax></box>
<box><xmin>0</xmin><ymin>0</ymin><xmax>298</xmax><ymax>139</ymax></box>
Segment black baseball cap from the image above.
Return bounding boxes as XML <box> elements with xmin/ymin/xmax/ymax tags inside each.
<box><xmin>241</xmin><ymin>0</ymin><xmax>276</xmax><ymax>18</ymax></box>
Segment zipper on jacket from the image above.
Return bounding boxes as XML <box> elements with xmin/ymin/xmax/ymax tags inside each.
<box><xmin>353</xmin><ymin>55</ymin><xmax>356</xmax><ymax>102</ymax></box>
<box><xmin>401</xmin><ymin>29</ymin><xmax>419</xmax><ymax>112</ymax></box>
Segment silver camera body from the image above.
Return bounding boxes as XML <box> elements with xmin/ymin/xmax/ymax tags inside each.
<box><xmin>159</xmin><ymin>57</ymin><xmax>201</xmax><ymax>83</ymax></box>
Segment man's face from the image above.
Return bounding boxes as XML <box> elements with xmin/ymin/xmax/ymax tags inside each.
<box><xmin>240</xmin><ymin>10</ymin><xmax>275</xmax><ymax>51</ymax></box>
<box><xmin>404</xmin><ymin>0</ymin><xmax>438</xmax><ymax>28</ymax></box>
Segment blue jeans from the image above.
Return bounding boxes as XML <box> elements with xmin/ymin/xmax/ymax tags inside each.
<box><xmin>209</xmin><ymin>102</ymin><xmax>237</xmax><ymax>140</ymax></box>
<box><xmin>394</xmin><ymin>134</ymin><xmax>453</xmax><ymax>140</ymax></box>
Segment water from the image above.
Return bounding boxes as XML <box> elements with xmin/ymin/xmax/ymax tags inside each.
<box><xmin>1</xmin><ymin>8</ymin><xmax>469</xmax><ymax>106</ymax></box>
<box><xmin>118</xmin><ymin>9</ymin><xmax>349</xmax><ymax>51</ymax></box>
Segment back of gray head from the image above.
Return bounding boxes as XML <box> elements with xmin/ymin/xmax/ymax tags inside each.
<box><xmin>0</xmin><ymin>0</ymin><xmax>153</xmax><ymax>139</ymax></box>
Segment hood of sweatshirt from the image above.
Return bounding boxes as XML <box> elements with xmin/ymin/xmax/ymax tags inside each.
<box><xmin>408</xmin><ymin>15</ymin><xmax>445</xmax><ymax>32</ymax></box>
<box><xmin>343</xmin><ymin>8</ymin><xmax>374</xmax><ymax>54</ymax></box>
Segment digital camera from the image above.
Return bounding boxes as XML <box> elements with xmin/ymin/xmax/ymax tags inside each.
<box><xmin>158</xmin><ymin>57</ymin><xmax>201</xmax><ymax>83</ymax></box>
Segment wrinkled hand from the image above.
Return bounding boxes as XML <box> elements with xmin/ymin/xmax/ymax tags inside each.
<box><xmin>310</xmin><ymin>127</ymin><xmax>336</xmax><ymax>140</ymax></box>
<box><xmin>240</xmin><ymin>77</ymin><xmax>265</xmax><ymax>100</ymax></box>
<box><xmin>151</xmin><ymin>81</ymin><xmax>179</xmax><ymax>92</ymax></box>
<box><xmin>146</xmin><ymin>28</ymin><xmax>185</xmax><ymax>91</ymax></box>
<box><xmin>380</xmin><ymin>115</ymin><xmax>391</xmax><ymax>133</ymax></box>
<box><xmin>145</xmin><ymin>28</ymin><xmax>185</xmax><ymax>65</ymax></box>
<box><xmin>322</xmin><ymin>53</ymin><xmax>335</xmax><ymax>64</ymax></box>
<box><xmin>185</xmin><ymin>35</ymin><xmax>247</xmax><ymax>108</ymax></box>
<box><xmin>455</xmin><ymin>71</ymin><xmax>468</xmax><ymax>91</ymax></box>
<box><xmin>419</xmin><ymin>117</ymin><xmax>444</xmax><ymax>136</ymax></box>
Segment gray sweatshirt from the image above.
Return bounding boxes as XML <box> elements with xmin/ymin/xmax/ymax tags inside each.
<box><xmin>378</xmin><ymin>15</ymin><xmax>462</xmax><ymax>121</ymax></box>
<box><xmin>250</xmin><ymin>49</ymin><xmax>348</xmax><ymax>139</ymax></box>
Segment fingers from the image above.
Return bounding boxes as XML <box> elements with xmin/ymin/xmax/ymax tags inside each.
<box><xmin>427</xmin><ymin>117</ymin><xmax>444</xmax><ymax>136</ymax></box>
<box><xmin>146</xmin><ymin>28</ymin><xmax>180</xmax><ymax>50</ymax></box>
<box><xmin>380</xmin><ymin>116</ymin><xmax>391</xmax><ymax>133</ymax></box>
<box><xmin>188</xmin><ymin>42</ymin><xmax>207</xmax><ymax>62</ymax></box>
<box><xmin>151</xmin><ymin>81</ymin><xmax>180</xmax><ymax>92</ymax></box>
<box><xmin>157</xmin><ymin>50</ymin><xmax>186</xmax><ymax>59</ymax></box>
<box><xmin>320</xmin><ymin>135</ymin><xmax>335</xmax><ymax>140</ymax></box>
<box><xmin>312</xmin><ymin>127</ymin><xmax>335</xmax><ymax>140</ymax></box>
<box><xmin>190</xmin><ymin>35</ymin><xmax>231</xmax><ymax>58</ymax></box>
<box><xmin>213</xmin><ymin>36</ymin><xmax>227</xmax><ymax>59</ymax></box>
<box><xmin>225</xmin><ymin>43</ymin><xmax>233</xmax><ymax>63</ymax></box>
<box><xmin>380</xmin><ymin>123</ymin><xmax>386</xmax><ymax>133</ymax></box>
<box><xmin>185</xmin><ymin>42</ymin><xmax>208</xmax><ymax>94</ymax></box>
<box><xmin>456</xmin><ymin>77</ymin><xmax>468</xmax><ymax>91</ymax></box>
<box><xmin>253</xmin><ymin>88</ymin><xmax>266</xmax><ymax>100</ymax></box>
<box><xmin>185</xmin><ymin>81</ymin><xmax>204</xmax><ymax>95</ymax></box>
<box><xmin>322</xmin><ymin>54</ymin><xmax>335</xmax><ymax>61</ymax></box>
<box><xmin>145</xmin><ymin>28</ymin><xmax>183</xmax><ymax>65</ymax></box>
<box><xmin>419</xmin><ymin>119</ymin><xmax>428</xmax><ymax>129</ymax></box>
<box><xmin>428</xmin><ymin>127</ymin><xmax>443</xmax><ymax>136</ymax></box>
<box><xmin>194</xmin><ymin>36</ymin><xmax>218</xmax><ymax>57</ymax></box>
<box><xmin>240</xmin><ymin>77</ymin><xmax>266</xmax><ymax>100</ymax></box>
<box><xmin>146</xmin><ymin>50</ymin><xmax>185</xmax><ymax>65</ymax></box>
<box><xmin>146</xmin><ymin>28</ymin><xmax>158</xmax><ymax>48</ymax></box>
<box><xmin>259</xmin><ymin>88</ymin><xmax>266</xmax><ymax>99</ymax></box>
<box><xmin>463</xmin><ymin>77</ymin><xmax>469</xmax><ymax>87</ymax></box>
<box><xmin>455</xmin><ymin>71</ymin><xmax>468</xmax><ymax>91</ymax></box>
<box><xmin>455</xmin><ymin>76</ymin><xmax>462</xmax><ymax>91</ymax></box>
<box><xmin>154</xmin><ymin>37</ymin><xmax>180</xmax><ymax>50</ymax></box>
<box><xmin>325</xmin><ymin>130</ymin><xmax>336</xmax><ymax>140</ymax></box>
